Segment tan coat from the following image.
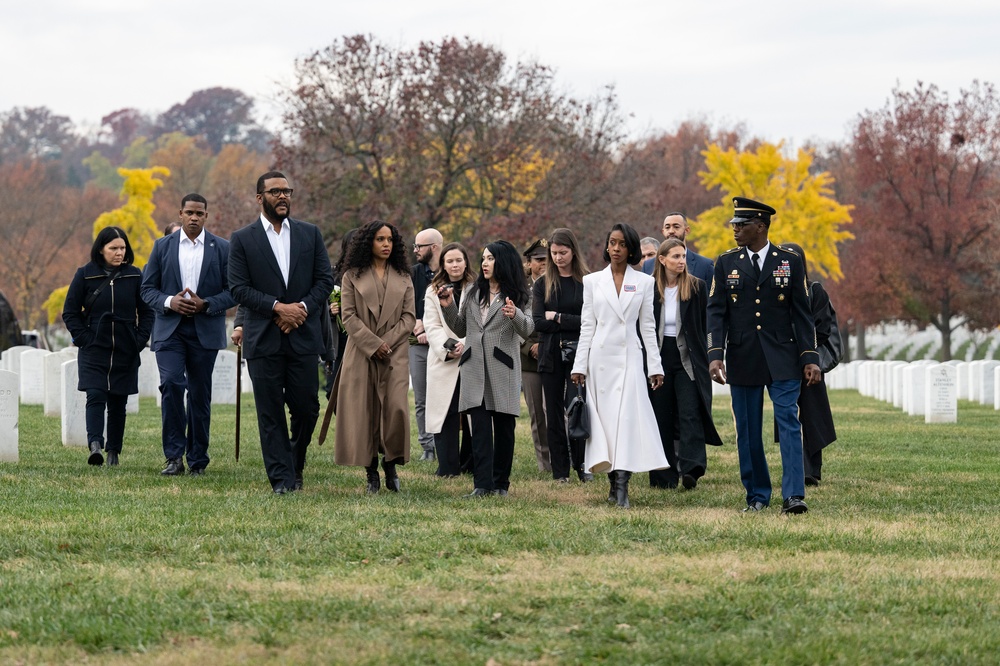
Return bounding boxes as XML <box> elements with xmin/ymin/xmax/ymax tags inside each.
<box><xmin>333</xmin><ymin>266</ymin><xmax>416</xmax><ymax>466</ymax></box>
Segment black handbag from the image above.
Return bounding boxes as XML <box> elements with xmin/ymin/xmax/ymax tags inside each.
<box><xmin>559</xmin><ymin>339</ymin><xmax>578</xmax><ymax>364</ymax></box>
<box><xmin>566</xmin><ymin>384</ymin><xmax>590</xmax><ymax>440</ymax></box>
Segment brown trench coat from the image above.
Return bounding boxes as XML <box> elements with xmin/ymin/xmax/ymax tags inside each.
<box><xmin>333</xmin><ymin>266</ymin><xmax>416</xmax><ymax>466</ymax></box>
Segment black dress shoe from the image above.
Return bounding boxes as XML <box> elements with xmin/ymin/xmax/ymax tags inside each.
<box><xmin>418</xmin><ymin>450</ymin><xmax>435</xmax><ymax>462</ymax></box>
<box><xmin>294</xmin><ymin>475</ymin><xmax>303</xmax><ymax>490</ymax></box>
<box><xmin>781</xmin><ymin>497</ymin><xmax>808</xmax><ymax>515</ymax></box>
<box><xmin>105</xmin><ymin>451</ymin><xmax>119</xmax><ymax>467</ymax></box>
<box><xmin>189</xmin><ymin>468</ymin><xmax>205</xmax><ymax>477</ymax></box>
<box><xmin>743</xmin><ymin>501</ymin><xmax>768</xmax><ymax>513</ymax></box>
<box><xmin>463</xmin><ymin>488</ymin><xmax>492</xmax><ymax>498</ymax></box>
<box><xmin>804</xmin><ymin>475</ymin><xmax>820</xmax><ymax>487</ymax></box>
<box><xmin>492</xmin><ymin>488</ymin><xmax>509</xmax><ymax>496</ymax></box>
<box><xmin>555</xmin><ymin>477</ymin><xmax>570</xmax><ymax>484</ymax></box>
<box><xmin>87</xmin><ymin>441</ymin><xmax>104</xmax><ymax>467</ymax></box>
<box><xmin>681</xmin><ymin>473</ymin><xmax>697</xmax><ymax>490</ymax></box>
<box><xmin>161</xmin><ymin>458</ymin><xmax>185</xmax><ymax>476</ymax></box>
<box><xmin>273</xmin><ymin>486</ymin><xmax>291</xmax><ymax>495</ymax></box>
<box><xmin>576</xmin><ymin>469</ymin><xmax>594</xmax><ymax>483</ymax></box>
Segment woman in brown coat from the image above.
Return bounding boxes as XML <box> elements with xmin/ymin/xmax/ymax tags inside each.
<box><xmin>334</xmin><ymin>220</ymin><xmax>415</xmax><ymax>493</ymax></box>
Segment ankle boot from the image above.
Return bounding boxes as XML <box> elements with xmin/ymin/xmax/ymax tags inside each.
<box><xmin>88</xmin><ymin>441</ymin><xmax>104</xmax><ymax>466</ymax></box>
<box><xmin>382</xmin><ymin>457</ymin><xmax>400</xmax><ymax>492</ymax></box>
<box><xmin>615</xmin><ymin>471</ymin><xmax>632</xmax><ymax>509</ymax></box>
<box><xmin>365</xmin><ymin>458</ymin><xmax>380</xmax><ymax>494</ymax></box>
<box><xmin>607</xmin><ymin>471</ymin><xmax>617</xmax><ymax>503</ymax></box>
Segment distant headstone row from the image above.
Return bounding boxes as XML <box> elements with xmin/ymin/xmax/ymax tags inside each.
<box><xmin>0</xmin><ymin>345</ymin><xmax>251</xmax><ymax>462</ymax></box>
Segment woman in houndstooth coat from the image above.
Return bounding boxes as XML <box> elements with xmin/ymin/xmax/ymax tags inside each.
<box><xmin>439</xmin><ymin>240</ymin><xmax>534</xmax><ymax>497</ymax></box>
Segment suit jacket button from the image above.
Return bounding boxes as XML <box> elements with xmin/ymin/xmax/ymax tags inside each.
<box><xmin>755</xmin><ymin>299</ymin><xmax>760</xmax><ymax>304</ymax></box>
<box><xmin>756</xmin><ymin>325</ymin><xmax>762</xmax><ymax>330</ymax></box>
<box><xmin>755</xmin><ymin>312</ymin><xmax>761</xmax><ymax>317</ymax></box>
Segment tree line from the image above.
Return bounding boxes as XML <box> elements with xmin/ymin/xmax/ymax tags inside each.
<box><xmin>1</xmin><ymin>35</ymin><xmax>998</xmax><ymax>359</ymax></box>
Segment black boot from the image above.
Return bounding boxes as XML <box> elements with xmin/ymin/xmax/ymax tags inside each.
<box><xmin>615</xmin><ymin>471</ymin><xmax>632</xmax><ymax>509</ymax></box>
<box><xmin>88</xmin><ymin>441</ymin><xmax>104</xmax><ymax>466</ymax></box>
<box><xmin>607</xmin><ymin>471</ymin><xmax>617</xmax><ymax>503</ymax></box>
<box><xmin>365</xmin><ymin>458</ymin><xmax>380</xmax><ymax>494</ymax></box>
<box><xmin>382</xmin><ymin>457</ymin><xmax>400</xmax><ymax>492</ymax></box>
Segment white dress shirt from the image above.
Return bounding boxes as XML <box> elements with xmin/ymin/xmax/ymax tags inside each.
<box><xmin>163</xmin><ymin>229</ymin><xmax>206</xmax><ymax>310</ymax></box>
<box><xmin>749</xmin><ymin>241</ymin><xmax>771</xmax><ymax>273</ymax></box>
<box><xmin>261</xmin><ymin>213</ymin><xmax>292</xmax><ymax>287</ymax></box>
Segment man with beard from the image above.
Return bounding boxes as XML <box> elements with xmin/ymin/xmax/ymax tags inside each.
<box><xmin>706</xmin><ymin>197</ymin><xmax>821</xmax><ymax>514</ymax></box>
<box><xmin>141</xmin><ymin>193</ymin><xmax>236</xmax><ymax>476</ymax></box>
<box><xmin>642</xmin><ymin>212</ymin><xmax>714</xmax><ymax>284</ymax></box>
<box><xmin>410</xmin><ymin>227</ymin><xmax>443</xmax><ymax>461</ymax></box>
<box><xmin>228</xmin><ymin>171</ymin><xmax>334</xmax><ymax>494</ymax></box>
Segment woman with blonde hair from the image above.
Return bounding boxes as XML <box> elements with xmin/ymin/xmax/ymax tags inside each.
<box><xmin>649</xmin><ymin>238</ymin><xmax>723</xmax><ymax>490</ymax></box>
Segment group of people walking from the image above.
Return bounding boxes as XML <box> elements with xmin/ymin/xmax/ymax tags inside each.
<box><xmin>61</xmin><ymin>170</ymin><xmax>837</xmax><ymax>513</ymax></box>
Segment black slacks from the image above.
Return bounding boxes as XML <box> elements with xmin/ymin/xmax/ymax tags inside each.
<box><xmin>649</xmin><ymin>336</ymin><xmax>707</xmax><ymax>485</ymax></box>
<box><xmin>246</xmin><ymin>335</ymin><xmax>320</xmax><ymax>491</ymax></box>
<box><xmin>540</xmin><ymin>353</ymin><xmax>585</xmax><ymax>479</ymax></box>
<box><xmin>466</xmin><ymin>404</ymin><xmax>516</xmax><ymax>492</ymax></box>
<box><xmin>435</xmin><ymin>379</ymin><xmax>472</xmax><ymax>476</ymax></box>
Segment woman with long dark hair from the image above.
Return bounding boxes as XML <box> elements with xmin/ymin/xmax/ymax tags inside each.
<box><xmin>532</xmin><ymin>228</ymin><xmax>591</xmax><ymax>483</ymax></box>
<box><xmin>63</xmin><ymin>226</ymin><xmax>155</xmax><ymax>467</ymax></box>
<box><xmin>649</xmin><ymin>238</ymin><xmax>723</xmax><ymax>490</ymax></box>
<box><xmin>333</xmin><ymin>221</ymin><xmax>415</xmax><ymax>493</ymax></box>
<box><xmin>571</xmin><ymin>223</ymin><xmax>668</xmax><ymax>508</ymax></box>
<box><xmin>438</xmin><ymin>240</ymin><xmax>533</xmax><ymax>497</ymax></box>
<box><xmin>424</xmin><ymin>242</ymin><xmax>475</xmax><ymax>476</ymax></box>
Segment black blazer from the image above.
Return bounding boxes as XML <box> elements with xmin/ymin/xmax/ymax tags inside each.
<box><xmin>652</xmin><ymin>277</ymin><xmax>723</xmax><ymax>446</ymax></box>
<box><xmin>228</xmin><ymin>217</ymin><xmax>335</xmax><ymax>360</ymax></box>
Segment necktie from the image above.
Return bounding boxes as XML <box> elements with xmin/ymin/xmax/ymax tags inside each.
<box><xmin>751</xmin><ymin>252</ymin><xmax>761</xmax><ymax>279</ymax></box>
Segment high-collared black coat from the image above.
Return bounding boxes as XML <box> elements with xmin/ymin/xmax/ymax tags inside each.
<box><xmin>706</xmin><ymin>244</ymin><xmax>819</xmax><ymax>385</ymax></box>
<box><xmin>63</xmin><ymin>262</ymin><xmax>155</xmax><ymax>394</ymax></box>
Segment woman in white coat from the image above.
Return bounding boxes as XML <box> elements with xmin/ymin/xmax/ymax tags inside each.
<box><xmin>424</xmin><ymin>243</ymin><xmax>475</xmax><ymax>476</ymax></box>
<box><xmin>571</xmin><ymin>223</ymin><xmax>668</xmax><ymax>508</ymax></box>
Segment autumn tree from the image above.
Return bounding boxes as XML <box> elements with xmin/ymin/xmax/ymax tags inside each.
<box><xmin>0</xmin><ymin>160</ymin><xmax>116</xmax><ymax>331</ymax></box>
<box><xmin>276</xmin><ymin>34</ymin><xmax>631</xmax><ymax>249</ymax></box>
<box><xmin>0</xmin><ymin>106</ymin><xmax>77</xmax><ymax>164</ymax></box>
<box><xmin>204</xmin><ymin>143</ymin><xmax>271</xmax><ymax>238</ymax></box>
<box><xmin>847</xmin><ymin>81</ymin><xmax>1000</xmax><ymax>359</ymax></box>
<box><xmin>148</xmin><ymin>133</ymin><xmax>213</xmax><ymax>216</ymax></box>
<box><xmin>691</xmin><ymin>142</ymin><xmax>853</xmax><ymax>279</ymax></box>
<box><xmin>93</xmin><ymin>166</ymin><xmax>171</xmax><ymax>267</ymax></box>
<box><xmin>158</xmin><ymin>87</ymin><xmax>270</xmax><ymax>153</ymax></box>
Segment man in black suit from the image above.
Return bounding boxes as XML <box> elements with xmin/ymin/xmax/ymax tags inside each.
<box><xmin>228</xmin><ymin>171</ymin><xmax>334</xmax><ymax>494</ymax></box>
<box><xmin>642</xmin><ymin>212</ymin><xmax>714</xmax><ymax>284</ymax></box>
<box><xmin>706</xmin><ymin>197</ymin><xmax>821</xmax><ymax>515</ymax></box>
<box><xmin>141</xmin><ymin>193</ymin><xmax>236</xmax><ymax>476</ymax></box>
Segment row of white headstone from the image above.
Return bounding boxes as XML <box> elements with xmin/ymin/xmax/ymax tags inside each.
<box><xmin>0</xmin><ymin>345</ymin><xmax>253</xmax><ymax>462</ymax></box>
<box><xmin>822</xmin><ymin>359</ymin><xmax>999</xmax><ymax>423</ymax></box>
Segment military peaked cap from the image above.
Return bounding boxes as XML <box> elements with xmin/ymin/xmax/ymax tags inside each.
<box><xmin>731</xmin><ymin>197</ymin><xmax>776</xmax><ymax>223</ymax></box>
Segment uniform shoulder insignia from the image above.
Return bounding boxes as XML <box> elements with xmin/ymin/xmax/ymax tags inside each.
<box><xmin>721</xmin><ymin>247</ymin><xmax>741</xmax><ymax>255</ymax></box>
<box><xmin>776</xmin><ymin>246</ymin><xmax>797</xmax><ymax>255</ymax></box>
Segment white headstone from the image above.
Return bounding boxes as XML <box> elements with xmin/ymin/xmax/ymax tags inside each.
<box><xmin>18</xmin><ymin>349</ymin><xmax>49</xmax><ymax>405</ymax></box>
<box><xmin>956</xmin><ymin>362</ymin><xmax>970</xmax><ymax>400</ymax></box>
<box><xmin>138</xmin><ymin>348</ymin><xmax>159</xmax><ymax>398</ymax></box>
<box><xmin>892</xmin><ymin>364</ymin><xmax>907</xmax><ymax>409</ymax></box>
<box><xmin>904</xmin><ymin>364</ymin><xmax>929</xmax><ymax>416</ymax></box>
<box><xmin>44</xmin><ymin>351</ymin><xmax>75</xmax><ymax>417</ymax></box>
<box><xmin>61</xmin><ymin>360</ymin><xmax>88</xmax><ymax>447</ymax></box>
<box><xmin>2</xmin><ymin>345</ymin><xmax>34</xmax><ymax>374</ymax></box>
<box><xmin>994</xmin><ymin>366</ymin><xmax>1000</xmax><ymax>410</ymax></box>
<box><xmin>968</xmin><ymin>361</ymin><xmax>984</xmax><ymax>402</ymax></box>
<box><xmin>977</xmin><ymin>361</ymin><xmax>1000</xmax><ymax>406</ymax></box>
<box><xmin>0</xmin><ymin>370</ymin><xmax>18</xmax><ymax>462</ymax></box>
<box><xmin>925</xmin><ymin>364</ymin><xmax>957</xmax><ymax>424</ymax></box>
<box><xmin>212</xmin><ymin>350</ymin><xmax>238</xmax><ymax>404</ymax></box>
<box><xmin>126</xmin><ymin>393</ymin><xmax>139</xmax><ymax>414</ymax></box>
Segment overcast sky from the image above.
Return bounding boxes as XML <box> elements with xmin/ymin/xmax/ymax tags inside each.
<box><xmin>5</xmin><ymin>0</ymin><xmax>1000</xmax><ymax>146</ymax></box>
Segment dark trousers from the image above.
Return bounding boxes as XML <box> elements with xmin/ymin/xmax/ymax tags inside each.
<box><xmin>541</xmin><ymin>354</ymin><xmax>585</xmax><ymax>479</ymax></box>
<box><xmin>649</xmin><ymin>336</ymin><xmax>707</xmax><ymax>485</ymax></box>
<box><xmin>467</xmin><ymin>404</ymin><xmax>516</xmax><ymax>491</ymax></box>
<box><xmin>155</xmin><ymin>318</ymin><xmax>219</xmax><ymax>470</ymax></box>
<box><xmin>85</xmin><ymin>389</ymin><xmax>128</xmax><ymax>453</ymax></box>
<box><xmin>804</xmin><ymin>448</ymin><xmax>822</xmax><ymax>480</ymax></box>
<box><xmin>435</xmin><ymin>380</ymin><xmax>473</xmax><ymax>476</ymax></box>
<box><xmin>246</xmin><ymin>335</ymin><xmax>320</xmax><ymax>492</ymax></box>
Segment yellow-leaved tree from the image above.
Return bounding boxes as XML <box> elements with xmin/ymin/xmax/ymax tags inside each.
<box><xmin>43</xmin><ymin>166</ymin><xmax>170</xmax><ymax>323</ymax></box>
<box><xmin>690</xmin><ymin>142</ymin><xmax>853</xmax><ymax>280</ymax></box>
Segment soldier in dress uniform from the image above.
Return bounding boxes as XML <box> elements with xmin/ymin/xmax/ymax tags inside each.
<box><xmin>706</xmin><ymin>197</ymin><xmax>822</xmax><ymax>514</ymax></box>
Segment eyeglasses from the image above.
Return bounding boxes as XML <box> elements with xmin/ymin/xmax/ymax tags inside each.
<box><xmin>413</xmin><ymin>243</ymin><xmax>436</xmax><ymax>250</ymax></box>
<box><xmin>261</xmin><ymin>188</ymin><xmax>294</xmax><ymax>198</ymax></box>
<box><xmin>730</xmin><ymin>220</ymin><xmax>756</xmax><ymax>229</ymax></box>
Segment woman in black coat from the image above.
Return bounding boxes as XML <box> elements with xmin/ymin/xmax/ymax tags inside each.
<box><xmin>649</xmin><ymin>238</ymin><xmax>723</xmax><ymax>489</ymax></box>
<box><xmin>63</xmin><ymin>227</ymin><xmax>154</xmax><ymax>467</ymax></box>
<box><xmin>780</xmin><ymin>243</ymin><xmax>837</xmax><ymax>485</ymax></box>
<box><xmin>531</xmin><ymin>228</ymin><xmax>590</xmax><ymax>483</ymax></box>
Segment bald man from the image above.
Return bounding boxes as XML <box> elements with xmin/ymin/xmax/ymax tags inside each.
<box><xmin>410</xmin><ymin>228</ymin><xmax>444</xmax><ymax>461</ymax></box>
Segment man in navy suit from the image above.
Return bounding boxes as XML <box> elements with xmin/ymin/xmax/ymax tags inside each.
<box><xmin>641</xmin><ymin>212</ymin><xmax>714</xmax><ymax>284</ymax></box>
<box><xmin>228</xmin><ymin>171</ymin><xmax>334</xmax><ymax>494</ymax></box>
<box><xmin>141</xmin><ymin>193</ymin><xmax>237</xmax><ymax>476</ymax></box>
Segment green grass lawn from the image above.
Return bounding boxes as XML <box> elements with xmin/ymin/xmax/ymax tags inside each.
<box><xmin>2</xmin><ymin>390</ymin><xmax>999</xmax><ymax>665</ymax></box>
